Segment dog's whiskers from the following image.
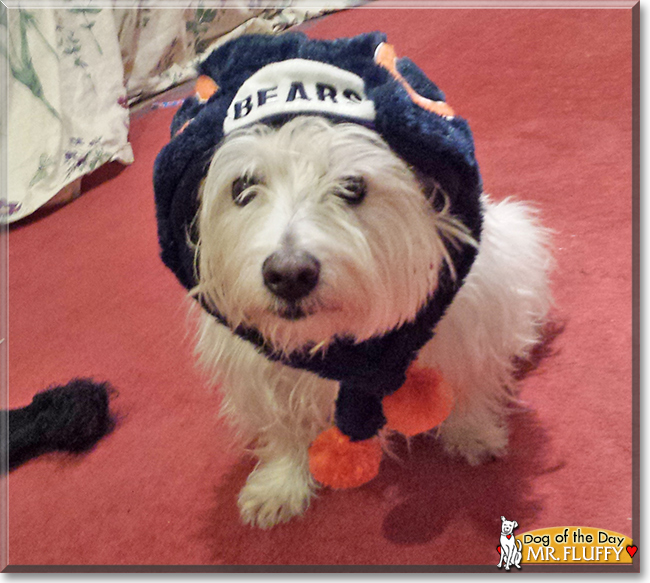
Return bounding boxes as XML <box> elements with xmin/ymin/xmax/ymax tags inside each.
<box><xmin>308</xmin><ymin>340</ymin><xmax>327</xmax><ymax>356</ymax></box>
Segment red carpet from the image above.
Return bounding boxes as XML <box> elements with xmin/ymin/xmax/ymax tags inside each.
<box><xmin>7</xmin><ymin>7</ymin><xmax>635</xmax><ymax>568</ymax></box>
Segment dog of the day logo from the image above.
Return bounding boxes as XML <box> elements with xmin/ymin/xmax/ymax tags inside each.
<box><xmin>497</xmin><ymin>523</ymin><xmax>636</xmax><ymax>566</ymax></box>
<box><xmin>497</xmin><ymin>516</ymin><xmax>523</xmax><ymax>570</ymax></box>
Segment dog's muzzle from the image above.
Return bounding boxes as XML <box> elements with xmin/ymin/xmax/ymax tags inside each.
<box><xmin>262</xmin><ymin>249</ymin><xmax>320</xmax><ymax>305</ymax></box>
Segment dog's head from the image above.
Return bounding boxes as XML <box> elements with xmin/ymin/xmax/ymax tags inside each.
<box><xmin>501</xmin><ymin>516</ymin><xmax>519</xmax><ymax>535</ymax></box>
<box><xmin>154</xmin><ymin>32</ymin><xmax>483</xmax><ymax>358</ymax></box>
<box><xmin>195</xmin><ymin>116</ymin><xmax>472</xmax><ymax>353</ymax></box>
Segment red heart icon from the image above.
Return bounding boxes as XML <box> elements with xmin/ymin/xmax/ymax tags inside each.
<box><xmin>627</xmin><ymin>545</ymin><xmax>637</xmax><ymax>558</ymax></box>
<box><xmin>507</xmin><ymin>534</ymin><xmax>512</xmax><ymax>539</ymax></box>
<box><xmin>497</xmin><ymin>545</ymin><xmax>501</xmax><ymax>554</ymax></box>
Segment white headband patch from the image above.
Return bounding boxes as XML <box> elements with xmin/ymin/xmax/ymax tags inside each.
<box><xmin>223</xmin><ymin>59</ymin><xmax>376</xmax><ymax>134</ymax></box>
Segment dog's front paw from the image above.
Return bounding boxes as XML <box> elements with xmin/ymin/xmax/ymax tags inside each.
<box><xmin>439</xmin><ymin>419</ymin><xmax>509</xmax><ymax>465</ymax></box>
<box><xmin>238</xmin><ymin>456</ymin><xmax>315</xmax><ymax>529</ymax></box>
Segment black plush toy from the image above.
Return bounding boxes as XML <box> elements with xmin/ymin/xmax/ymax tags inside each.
<box><xmin>2</xmin><ymin>379</ymin><xmax>116</xmax><ymax>472</ymax></box>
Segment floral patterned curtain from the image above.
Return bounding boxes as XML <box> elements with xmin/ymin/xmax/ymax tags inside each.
<box><xmin>4</xmin><ymin>7</ymin><xmax>133</xmax><ymax>223</ymax></box>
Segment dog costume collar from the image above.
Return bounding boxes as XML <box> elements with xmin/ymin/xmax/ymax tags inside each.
<box><xmin>154</xmin><ymin>32</ymin><xmax>483</xmax><ymax>441</ymax></box>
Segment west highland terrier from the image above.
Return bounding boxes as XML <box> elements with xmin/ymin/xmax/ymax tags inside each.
<box><xmin>154</xmin><ymin>32</ymin><xmax>552</xmax><ymax>529</ymax></box>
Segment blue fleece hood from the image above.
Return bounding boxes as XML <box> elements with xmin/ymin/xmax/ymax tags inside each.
<box><xmin>154</xmin><ymin>32</ymin><xmax>483</xmax><ymax>441</ymax></box>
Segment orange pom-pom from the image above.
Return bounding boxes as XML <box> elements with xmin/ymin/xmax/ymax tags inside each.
<box><xmin>309</xmin><ymin>426</ymin><xmax>382</xmax><ymax>489</ymax></box>
<box><xmin>382</xmin><ymin>366</ymin><xmax>454</xmax><ymax>436</ymax></box>
<box><xmin>195</xmin><ymin>75</ymin><xmax>219</xmax><ymax>102</ymax></box>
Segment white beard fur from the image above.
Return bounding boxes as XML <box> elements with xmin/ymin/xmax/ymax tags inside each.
<box><xmin>190</xmin><ymin>117</ymin><xmax>553</xmax><ymax>529</ymax></box>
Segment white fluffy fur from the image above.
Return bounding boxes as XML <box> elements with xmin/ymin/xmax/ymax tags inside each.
<box><xmin>191</xmin><ymin>117</ymin><xmax>553</xmax><ymax>529</ymax></box>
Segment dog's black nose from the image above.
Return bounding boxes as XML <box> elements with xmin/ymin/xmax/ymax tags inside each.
<box><xmin>262</xmin><ymin>250</ymin><xmax>320</xmax><ymax>302</ymax></box>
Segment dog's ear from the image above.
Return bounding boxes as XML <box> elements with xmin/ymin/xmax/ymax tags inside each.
<box><xmin>513</xmin><ymin>521</ymin><xmax>518</xmax><ymax>529</ymax></box>
<box><xmin>501</xmin><ymin>516</ymin><xmax>506</xmax><ymax>522</ymax></box>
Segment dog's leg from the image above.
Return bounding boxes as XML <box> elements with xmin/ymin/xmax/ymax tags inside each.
<box><xmin>514</xmin><ymin>541</ymin><xmax>523</xmax><ymax>568</ymax></box>
<box><xmin>195</xmin><ymin>313</ymin><xmax>338</xmax><ymax>528</ymax></box>
<box><xmin>237</xmin><ymin>436</ymin><xmax>315</xmax><ymax>529</ymax></box>
<box><xmin>235</xmin><ymin>365</ymin><xmax>337</xmax><ymax>528</ymax></box>
<box><xmin>419</xmin><ymin>196</ymin><xmax>552</xmax><ymax>464</ymax></box>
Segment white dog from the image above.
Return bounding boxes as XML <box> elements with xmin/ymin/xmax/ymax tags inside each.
<box><xmin>189</xmin><ymin>115</ymin><xmax>552</xmax><ymax>528</ymax></box>
<box><xmin>498</xmin><ymin>516</ymin><xmax>523</xmax><ymax>570</ymax></box>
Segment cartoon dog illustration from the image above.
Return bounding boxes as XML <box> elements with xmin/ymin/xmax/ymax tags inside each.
<box><xmin>498</xmin><ymin>516</ymin><xmax>523</xmax><ymax>570</ymax></box>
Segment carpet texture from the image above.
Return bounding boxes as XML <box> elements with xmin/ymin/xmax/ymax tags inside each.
<box><xmin>7</xmin><ymin>7</ymin><xmax>634</xmax><ymax>568</ymax></box>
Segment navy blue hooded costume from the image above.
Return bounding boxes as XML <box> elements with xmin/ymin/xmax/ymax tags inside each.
<box><xmin>153</xmin><ymin>32</ymin><xmax>483</xmax><ymax>442</ymax></box>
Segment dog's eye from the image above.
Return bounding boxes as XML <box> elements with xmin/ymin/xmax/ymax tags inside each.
<box><xmin>336</xmin><ymin>176</ymin><xmax>367</xmax><ymax>206</ymax></box>
<box><xmin>232</xmin><ymin>175</ymin><xmax>260</xmax><ymax>207</ymax></box>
